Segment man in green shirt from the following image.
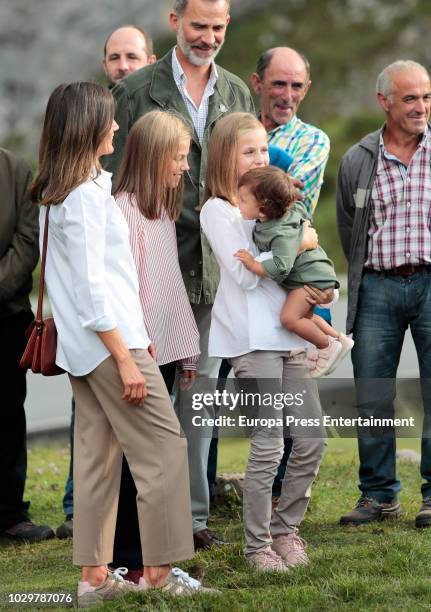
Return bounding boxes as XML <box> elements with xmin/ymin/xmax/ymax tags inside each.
<box><xmin>104</xmin><ymin>0</ymin><xmax>254</xmax><ymax>550</ymax></box>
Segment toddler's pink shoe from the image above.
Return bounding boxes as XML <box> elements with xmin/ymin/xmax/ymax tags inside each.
<box><xmin>325</xmin><ymin>333</ymin><xmax>354</xmax><ymax>375</ymax></box>
<box><xmin>309</xmin><ymin>337</ymin><xmax>342</xmax><ymax>378</ymax></box>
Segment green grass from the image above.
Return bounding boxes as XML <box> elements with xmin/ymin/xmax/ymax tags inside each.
<box><xmin>1</xmin><ymin>438</ymin><xmax>430</xmax><ymax>611</ymax></box>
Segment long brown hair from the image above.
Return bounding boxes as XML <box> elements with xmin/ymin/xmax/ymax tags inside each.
<box><xmin>205</xmin><ymin>112</ymin><xmax>265</xmax><ymax>205</ymax></box>
<box><xmin>114</xmin><ymin>110</ymin><xmax>191</xmax><ymax>221</ymax></box>
<box><xmin>30</xmin><ymin>82</ymin><xmax>115</xmax><ymax>206</ymax></box>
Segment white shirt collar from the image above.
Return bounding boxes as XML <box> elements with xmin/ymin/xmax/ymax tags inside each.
<box><xmin>91</xmin><ymin>168</ymin><xmax>112</xmax><ymax>192</ymax></box>
<box><xmin>172</xmin><ymin>46</ymin><xmax>218</xmax><ymax>86</ymax></box>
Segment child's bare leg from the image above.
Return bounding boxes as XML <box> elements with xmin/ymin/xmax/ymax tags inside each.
<box><xmin>311</xmin><ymin>314</ymin><xmax>339</xmax><ymax>338</ymax></box>
<box><xmin>280</xmin><ymin>289</ymin><xmax>329</xmax><ymax>348</ymax></box>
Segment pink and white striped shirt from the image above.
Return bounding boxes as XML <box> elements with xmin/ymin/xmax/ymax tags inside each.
<box><xmin>116</xmin><ymin>192</ymin><xmax>200</xmax><ymax>369</ymax></box>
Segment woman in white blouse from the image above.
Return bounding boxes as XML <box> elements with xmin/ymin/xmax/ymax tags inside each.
<box><xmin>201</xmin><ymin>113</ymin><xmax>329</xmax><ymax>573</ymax></box>
<box><xmin>30</xmin><ymin>82</ymin><xmax>211</xmax><ymax>605</ymax></box>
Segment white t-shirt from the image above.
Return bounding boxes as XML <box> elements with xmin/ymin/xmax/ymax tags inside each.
<box><xmin>40</xmin><ymin>170</ymin><xmax>150</xmax><ymax>376</ymax></box>
<box><xmin>200</xmin><ymin>197</ymin><xmax>309</xmax><ymax>358</ymax></box>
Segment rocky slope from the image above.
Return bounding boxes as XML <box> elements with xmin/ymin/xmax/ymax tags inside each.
<box><xmin>2</xmin><ymin>0</ymin><xmax>431</xmax><ymax>160</ymax></box>
<box><xmin>0</xmin><ymin>0</ymin><xmax>259</xmax><ymax>158</ymax></box>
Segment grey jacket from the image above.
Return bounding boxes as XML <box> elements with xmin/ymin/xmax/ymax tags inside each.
<box><xmin>0</xmin><ymin>148</ymin><xmax>39</xmax><ymax>320</ymax></box>
<box><xmin>336</xmin><ymin>128</ymin><xmax>381</xmax><ymax>334</ymax></box>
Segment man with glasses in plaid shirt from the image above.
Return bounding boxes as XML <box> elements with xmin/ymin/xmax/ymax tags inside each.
<box><xmin>337</xmin><ymin>60</ymin><xmax>431</xmax><ymax>528</ymax></box>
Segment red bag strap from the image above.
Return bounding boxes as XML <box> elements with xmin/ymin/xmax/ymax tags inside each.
<box><xmin>36</xmin><ymin>205</ymin><xmax>50</xmax><ymax>322</ymax></box>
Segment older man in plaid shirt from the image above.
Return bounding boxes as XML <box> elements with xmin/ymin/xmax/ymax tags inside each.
<box><xmin>251</xmin><ymin>47</ymin><xmax>331</xmax><ymax>504</ymax></box>
<box><xmin>337</xmin><ymin>60</ymin><xmax>431</xmax><ymax>528</ymax></box>
<box><xmin>251</xmin><ymin>47</ymin><xmax>330</xmax><ymax>216</ymax></box>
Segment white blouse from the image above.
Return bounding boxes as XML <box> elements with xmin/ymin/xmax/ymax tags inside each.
<box><xmin>200</xmin><ymin>197</ymin><xmax>309</xmax><ymax>358</ymax></box>
<box><xmin>40</xmin><ymin>170</ymin><xmax>150</xmax><ymax>376</ymax></box>
<box><xmin>116</xmin><ymin>193</ymin><xmax>200</xmax><ymax>368</ymax></box>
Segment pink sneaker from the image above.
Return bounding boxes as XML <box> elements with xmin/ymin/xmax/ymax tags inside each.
<box><xmin>307</xmin><ymin>347</ymin><xmax>319</xmax><ymax>371</ymax></box>
<box><xmin>309</xmin><ymin>337</ymin><xmax>342</xmax><ymax>378</ymax></box>
<box><xmin>325</xmin><ymin>333</ymin><xmax>354</xmax><ymax>375</ymax></box>
<box><xmin>271</xmin><ymin>533</ymin><xmax>309</xmax><ymax>567</ymax></box>
<box><xmin>245</xmin><ymin>546</ymin><xmax>289</xmax><ymax>572</ymax></box>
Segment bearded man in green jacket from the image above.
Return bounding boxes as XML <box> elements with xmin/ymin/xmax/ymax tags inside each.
<box><xmin>104</xmin><ymin>0</ymin><xmax>254</xmax><ymax>551</ymax></box>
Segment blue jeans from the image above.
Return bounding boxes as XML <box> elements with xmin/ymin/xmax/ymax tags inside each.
<box><xmin>352</xmin><ymin>269</ymin><xmax>431</xmax><ymax>502</ymax></box>
<box><xmin>62</xmin><ymin>399</ymin><xmax>74</xmax><ymax>517</ymax></box>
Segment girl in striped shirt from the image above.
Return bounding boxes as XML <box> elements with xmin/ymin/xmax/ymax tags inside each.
<box><xmin>110</xmin><ymin>110</ymin><xmax>200</xmax><ymax>581</ymax></box>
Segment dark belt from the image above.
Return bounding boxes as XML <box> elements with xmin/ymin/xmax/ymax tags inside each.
<box><xmin>366</xmin><ymin>264</ymin><xmax>429</xmax><ymax>278</ymax></box>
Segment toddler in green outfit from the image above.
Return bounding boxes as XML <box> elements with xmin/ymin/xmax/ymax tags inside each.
<box><xmin>234</xmin><ymin>165</ymin><xmax>353</xmax><ymax>377</ymax></box>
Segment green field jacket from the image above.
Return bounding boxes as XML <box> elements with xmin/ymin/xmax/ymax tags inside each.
<box><xmin>104</xmin><ymin>49</ymin><xmax>255</xmax><ymax>304</ymax></box>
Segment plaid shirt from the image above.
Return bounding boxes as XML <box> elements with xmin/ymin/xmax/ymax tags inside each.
<box><xmin>268</xmin><ymin>115</ymin><xmax>330</xmax><ymax>216</ymax></box>
<box><xmin>366</xmin><ymin>128</ymin><xmax>431</xmax><ymax>270</ymax></box>
<box><xmin>172</xmin><ymin>47</ymin><xmax>218</xmax><ymax>144</ymax></box>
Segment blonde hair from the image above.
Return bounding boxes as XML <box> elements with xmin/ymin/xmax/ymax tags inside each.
<box><xmin>205</xmin><ymin>112</ymin><xmax>265</xmax><ymax>205</ymax></box>
<box><xmin>31</xmin><ymin>82</ymin><xmax>115</xmax><ymax>206</ymax></box>
<box><xmin>114</xmin><ymin>110</ymin><xmax>191</xmax><ymax>220</ymax></box>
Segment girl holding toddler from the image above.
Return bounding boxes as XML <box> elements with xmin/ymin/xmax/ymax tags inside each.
<box><xmin>200</xmin><ymin>112</ymin><xmax>327</xmax><ymax>572</ymax></box>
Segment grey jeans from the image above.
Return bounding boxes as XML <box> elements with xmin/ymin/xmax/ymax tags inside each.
<box><xmin>229</xmin><ymin>349</ymin><xmax>326</xmax><ymax>555</ymax></box>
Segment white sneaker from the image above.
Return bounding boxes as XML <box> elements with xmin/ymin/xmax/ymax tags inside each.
<box><xmin>138</xmin><ymin>567</ymin><xmax>220</xmax><ymax>595</ymax></box>
<box><xmin>78</xmin><ymin>567</ymin><xmax>137</xmax><ymax>608</ymax></box>
<box><xmin>325</xmin><ymin>333</ymin><xmax>354</xmax><ymax>376</ymax></box>
<box><xmin>309</xmin><ymin>337</ymin><xmax>342</xmax><ymax>378</ymax></box>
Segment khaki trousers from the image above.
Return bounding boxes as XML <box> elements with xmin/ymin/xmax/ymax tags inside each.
<box><xmin>69</xmin><ymin>349</ymin><xmax>194</xmax><ymax>567</ymax></box>
<box><xmin>229</xmin><ymin>349</ymin><xmax>327</xmax><ymax>555</ymax></box>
